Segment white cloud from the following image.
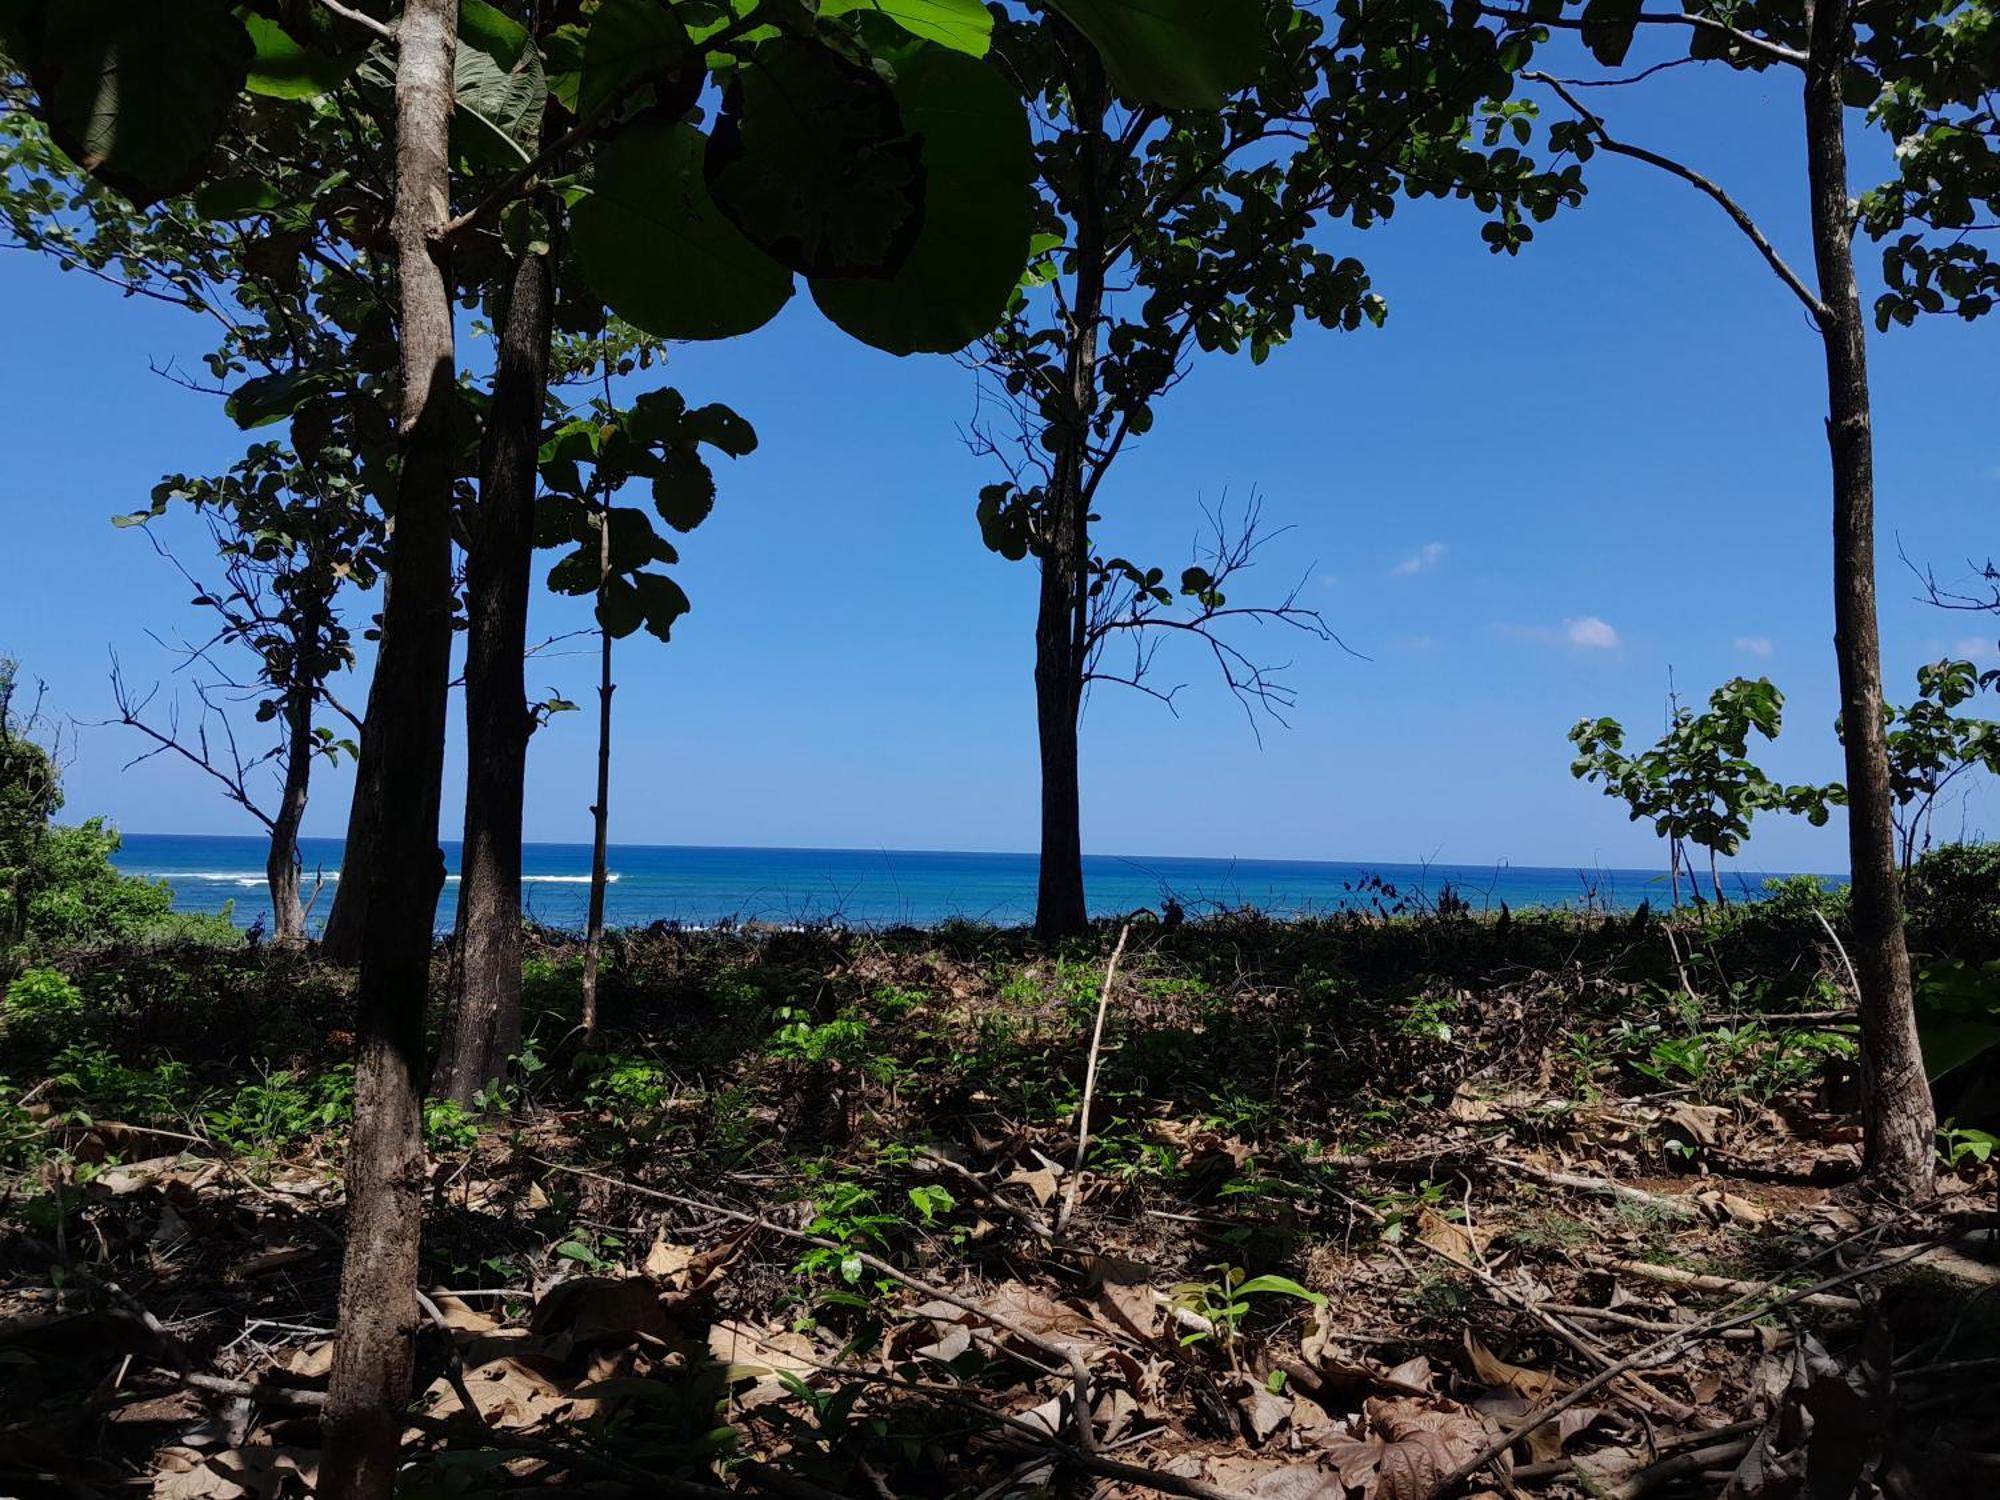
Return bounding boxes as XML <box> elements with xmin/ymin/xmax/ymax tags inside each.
<box><xmin>1497</xmin><ymin>617</ymin><xmax>1623</xmax><ymax>650</ymax></box>
<box><xmin>1734</xmin><ymin>635</ymin><xmax>1774</xmax><ymax>657</ymax></box>
<box><xmin>1565</xmin><ymin>616</ymin><xmax>1621</xmax><ymax>649</ymax></box>
<box><xmin>1953</xmin><ymin>635</ymin><xmax>1999</xmax><ymax>663</ymax></box>
<box><xmin>1390</xmin><ymin>541</ymin><xmax>1447</xmax><ymax>577</ymax></box>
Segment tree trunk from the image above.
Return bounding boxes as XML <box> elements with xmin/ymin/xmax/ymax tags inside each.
<box><xmin>266</xmin><ymin>684</ymin><xmax>313</xmax><ymax>948</ymax></box>
<box><xmin>1031</xmin><ymin>38</ymin><xmax>1106</xmax><ymax>943</ymax></box>
<box><xmin>434</xmin><ymin>239</ymin><xmax>554</xmax><ymax>1106</ymax></box>
<box><xmin>318</xmin><ymin>2</ymin><xmax>460</xmax><ymax>1495</ymax></box>
<box><xmin>580</xmin><ymin>520</ymin><xmax>613</xmax><ymax>1041</ymax></box>
<box><xmin>1803</xmin><ymin>0</ymin><xmax>1935</xmax><ymax>1202</ymax></box>
<box><xmin>317</xmin><ymin>706</ymin><xmax>378</xmax><ymax>963</ymax></box>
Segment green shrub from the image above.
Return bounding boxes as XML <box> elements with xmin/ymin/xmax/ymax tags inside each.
<box><xmin>2</xmin><ymin>965</ymin><xmax>85</xmax><ymax>1054</ymax></box>
<box><xmin>1908</xmin><ymin>843</ymin><xmax>2000</xmax><ymax>962</ymax></box>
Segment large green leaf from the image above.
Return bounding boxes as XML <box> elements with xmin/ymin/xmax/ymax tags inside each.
<box><xmin>243</xmin><ymin>13</ymin><xmax>359</xmax><ymax>100</ymax></box>
<box><xmin>705</xmin><ymin>36</ymin><xmax>924</xmax><ymax>279</ymax></box>
<box><xmin>573</xmin><ymin>121</ymin><xmax>794</xmax><ymax>340</ymax></box>
<box><xmin>818</xmin><ymin>0</ymin><xmax>992</xmax><ymax>56</ymax></box>
<box><xmin>1044</xmin><ymin>0</ymin><xmax>1264</xmax><ymax>109</ymax></box>
<box><xmin>456</xmin><ymin>0</ymin><xmax>545</xmax><ymax>166</ymax></box>
<box><xmin>20</xmin><ymin>0</ymin><xmax>253</xmax><ymax>206</ymax></box>
<box><xmin>579</xmin><ymin>0</ymin><xmax>692</xmax><ymax>120</ymax></box>
<box><xmin>811</xmin><ymin>46</ymin><xmax>1032</xmax><ymax>355</ymax></box>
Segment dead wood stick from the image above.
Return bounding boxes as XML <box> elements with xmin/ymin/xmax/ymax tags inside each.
<box><xmin>535</xmin><ymin>1158</ymin><xmax>1100</xmax><ymax>1455</ymax></box>
<box><xmin>184</xmin><ymin>1372</ymin><xmax>325</xmax><ymax>1408</ymax></box>
<box><xmin>1535</xmin><ymin>1301</ymin><xmax>1761</xmax><ymax>1340</ymax></box>
<box><xmin>1057</xmin><ymin>923</ymin><xmax>1130</xmax><ymax>1237</ymax></box>
<box><xmin>1814</xmin><ymin>910</ymin><xmax>1863</xmax><ymax>1001</ymax></box>
<box><xmin>1435</xmin><ymin>1235</ymin><xmax>1945</xmax><ymax>1496</ymax></box>
<box><xmin>1600</xmin><ymin>1257</ymin><xmax>1861</xmax><ymax>1311</ymax></box>
<box><xmin>1493</xmin><ymin>1158</ymin><xmax>1699</xmax><ymax>1220</ymax></box>
<box><xmin>415</xmin><ymin>1289</ymin><xmax>492</xmax><ymax>1435</ymax></box>
<box><xmin>1606</xmin><ymin>1435</ymin><xmax>1756</xmax><ymax>1499</ymax></box>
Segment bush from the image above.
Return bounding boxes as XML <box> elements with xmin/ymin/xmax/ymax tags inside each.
<box><xmin>1907</xmin><ymin>843</ymin><xmax>2000</xmax><ymax>962</ymax></box>
<box><xmin>19</xmin><ymin>821</ymin><xmax>239</xmax><ymax>952</ymax></box>
<box><xmin>2</xmin><ymin>965</ymin><xmax>84</xmax><ymax>1055</ymax></box>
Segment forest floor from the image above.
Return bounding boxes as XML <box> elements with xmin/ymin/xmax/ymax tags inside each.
<box><xmin>2</xmin><ymin>903</ymin><xmax>1998</xmax><ymax>1499</ymax></box>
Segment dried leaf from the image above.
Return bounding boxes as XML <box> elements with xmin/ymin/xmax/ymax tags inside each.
<box><xmin>643</xmin><ymin>1237</ymin><xmax>696</xmax><ymax>1284</ymax></box>
<box><xmin>1416</xmin><ymin>1208</ymin><xmax>1489</xmax><ymax>1262</ymax></box>
<box><xmin>1004</xmin><ymin>1164</ymin><xmax>1059</xmax><ymax>1207</ymax></box>
<box><xmin>1463</xmin><ymin>1332</ymin><xmax>1564</xmax><ymax>1401</ymax></box>
<box><xmin>1238</xmin><ymin>1382</ymin><xmax>1293</xmax><ymax>1444</ymax></box>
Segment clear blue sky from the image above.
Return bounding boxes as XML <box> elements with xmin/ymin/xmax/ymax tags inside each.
<box><xmin>3</xmin><ymin>47</ymin><xmax>1994</xmax><ymax>874</ymax></box>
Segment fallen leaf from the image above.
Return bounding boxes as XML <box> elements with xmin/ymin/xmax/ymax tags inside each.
<box><xmin>1416</xmin><ymin>1207</ymin><xmax>1490</xmax><ymax>1262</ymax></box>
<box><xmin>1004</xmin><ymin>1165</ymin><xmax>1059</xmax><ymax>1207</ymax></box>
<box><xmin>643</xmin><ymin>1237</ymin><xmax>695</xmax><ymax>1284</ymax></box>
<box><xmin>1238</xmin><ymin>1382</ymin><xmax>1292</xmax><ymax>1444</ymax></box>
<box><xmin>1318</xmin><ymin>1398</ymin><xmax>1490</xmax><ymax>1500</ymax></box>
<box><xmin>1463</xmin><ymin>1332</ymin><xmax>1564</xmax><ymax>1401</ymax></box>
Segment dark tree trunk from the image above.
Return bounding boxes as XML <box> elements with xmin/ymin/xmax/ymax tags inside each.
<box><xmin>434</xmin><ymin>240</ymin><xmax>554</xmax><ymax>1106</ymax></box>
<box><xmin>318</xmin><ymin>2</ymin><xmax>460</xmax><ymax>1495</ymax></box>
<box><xmin>1803</xmin><ymin>0</ymin><xmax>1935</xmax><ymax>1202</ymax></box>
<box><xmin>318</xmin><ymin>713</ymin><xmax>378</xmax><ymax>964</ymax></box>
<box><xmin>580</xmin><ymin>517</ymin><xmax>613</xmax><ymax>1039</ymax></box>
<box><xmin>1032</xmin><ymin>39</ymin><xmax>1106</xmax><ymax>943</ymax></box>
<box><xmin>266</xmin><ymin>683</ymin><xmax>313</xmax><ymax>948</ymax></box>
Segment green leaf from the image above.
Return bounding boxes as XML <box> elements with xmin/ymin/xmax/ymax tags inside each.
<box><xmin>579</xmin><ymin>0</ymin><xmax>693</xmax><ymax>120</ymax></box>
<box><xmin>632</xmin><ymin>572</ymin><xmax>692</xmax><ymax>641</ymax></box>
<box><xmin>242</xmin><ymin>12</ymin><xmax>359</xmax><ymax>100</ymax></box>
<box><xmin>573</xmin><ymin>121</ymin><xmax>794</xmax><ymax>341</ymax></box>
<box><xmin>1229</xmin><ymin>1274</ymin><xmax>1327</xmax><ymax>1306</ymax></box>
<box><xmin>1578</xmin><ymin>0</ymin><xmax>1641</xmax><ymax>69</ymax></box>
<box><xmin>811</xmin><ymin>45</ymin><xmax>1032</xmax><ymax>354</ymax></box>
<box><xmin>705</xmin><ymin>36</ymin><xmax>924</xmax><ymax>279</ymax></box>
<box><xmin>652</xmin><ymin>455</ymin><xmax>717</xmax><ymax>532</ymax></box>
<box><xmin>20</xmin><ymin>0</ymin><xmax>254</xmax><ymax>207</ymax></box>
<box><xmin>458</xmin><ymin>0</ymin><xmax>529</xmax><ymax>65</ymax></box>
<box><xmin>685</xmin><ymin>402</ymin><xmax>758</xmax><ymax>458</ymax></box>
<box><xmin>456</xmin><ymin>2</ymin><xmax>546</xmax><ymax>166</ymax></box>
<box><xmin>225</xmin><ymin>371</ymin><xmax>338</xmax><ymax>429</ymax></box>
<box><xmin>1042</xmin><ymin>0</ymin><xmax>1264</xmax><ymax>109</ymax></box>
<box><xmin>194</xmin><ymin>174</ymin><xmax>287</xmax><ymax>219</ymax></box>
<box><xmin>818</xmin><ymin>0</ymin><xmax>992</xmax><ymax>56</ymax></box>
<box><xmin>597</xmin><ymin>573</ymin><xmax>644</xmax><ymax>638</ymax></box>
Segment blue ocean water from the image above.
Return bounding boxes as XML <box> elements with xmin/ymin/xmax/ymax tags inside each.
<box><xmin>109</xmin><ymin>831</ymin><xmax>1828</xmax><ymax>933</ymax></box>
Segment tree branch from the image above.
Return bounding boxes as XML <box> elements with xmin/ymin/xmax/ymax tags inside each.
<box><xmin>1525</xmin><ymin>71</ymin><xmax>1831</xmax><ymax>323</ymax></box>
<box><xmin>1479</xmin><ymin>4</ymin><xmax>1807</xmax><ymax>68</ymax></box>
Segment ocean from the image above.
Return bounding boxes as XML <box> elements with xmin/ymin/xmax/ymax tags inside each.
<box><xmin>108</xmin><ymin>832</ymin><xmax>1824</xmax><ymax>933</ymax></box>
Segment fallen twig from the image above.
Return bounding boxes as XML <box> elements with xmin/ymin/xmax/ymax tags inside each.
<box><xmin>1057</xmin><ymin>923</ymin><xmax>1130</xmax><ymax>1237</ymax></box>
<box><xmin>1494</xmin><ymin>1158</ymin><xmax>1700</xmax><ymax>1220</ymax></box>
<box><xmin>1436</xmin><ymin>1233</ymin><xmax>1946</xmax><ymax>1495</ymax></box>
<box><xmin>1601</xmin><ymin>1257</ymin><xmax>1861</xmax><ymax>1311</ymax></box>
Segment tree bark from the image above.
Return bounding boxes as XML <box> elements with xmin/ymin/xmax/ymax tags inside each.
<box><xmin>580</xmin><ymin>516</ymin><xmax>613</xmax><ymax>1040</ymax></box>
<box><xmin>266</xmin><ymin>683</ymin><xmax>313</xmax><ymax>948</ymax></box>
<box><xmin>434</xmin><ymin>238</ymin><xmax>554</xmax><ymax>1106</ymax></box>
<box><xmin>1031</xmin><ymin>39</ymin><xmax>1106</xmax><ymax>943</ymax></box>
<box><xmin>317</xmin><ymin>711</ymin><xmax>378</xmax><ymax>964</ymax></box>
<box><xmin>318</xmin><ymin>1</ymin><xmax>460</xmax><ymax>1495</ymax></box>
<box><xmin>1803</xmin><ymin>0</ymin><xmax>1935</xmax><ymax>1202</ymax></box>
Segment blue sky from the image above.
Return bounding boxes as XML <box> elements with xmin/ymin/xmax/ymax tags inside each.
<box><xmin>2</xmin><ymin>44</ymin><xmax>1994</xmax><ymax>874</ymax></box>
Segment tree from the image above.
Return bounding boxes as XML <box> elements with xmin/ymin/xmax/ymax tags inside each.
<box><xmin>1474</xmin><ymin>0</ymin><xmax>1954</xmax><ymax>1199</ymax></box>
<box><xmin>0</xmin><ymin>658</ymin><xmax>62</xmax><ymax>951</ymax></box>
<box><xmin>1570</xmin><ymin>676</ymin><xmax>1843</xmax><ymax>906</ymax></box>
<box><xmin>970</xmin><ymin>0</ymin><xmax>1579</xmax><ymax>936</ymax></box>
<box><xmin>107</xmin><ymin>446</ymin><xmax>380</xmax><ymax>946</ymax></box>
<box><xmin>1878</xmin><ymin>658</ymin><xmax>2000</xmax><ymax>877</ymax></box>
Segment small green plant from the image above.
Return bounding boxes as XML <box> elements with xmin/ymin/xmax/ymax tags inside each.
<box><xmin>795</xmin><ymin>1181</ymin><xmax>902</xmax><ymax>1301</ymax></box>
<box><xmin>554</xmin><ymin>1228</ymin><xmax>625</xmax><ymax>1273</ymax></box>
<box><xmin>1940</xmin><ymin>1125</ymin><xmax>1998</xmax><ymax>1172</ymax></box>
<box><xmin>206</xmin><ymin>1066</ymin><xmax>348</xmax><ymax>1154</ymax></box>
<box><xmin>765</xmin><ymin>1006</ymin><xmax>870</xmax><ymax>1068</ymax></box>
<box><xmin>424</xmin><ymin>1097</ymin><xmax>481</xmax><ymax>1153</ymax></box>
<box><xmin>1170</xmin><ymin>1265</ymin><xmax>1326</xmax><ymax>1366</ymax></box>
<box><xmin>1396</xmin><ymin>995</ymin><xmax>1456</xmax><ymax>1043</ymax></box>
<box><xmin>582</xmin><ymin>1054</ymin><xmax>675</xmax><ymax>1123</ymax></box>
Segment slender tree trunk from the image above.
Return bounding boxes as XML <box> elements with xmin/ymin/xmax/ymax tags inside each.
<box><xmin>434</xmin><ymin>239</ymin><xmax>555</xmax><ymax>1106</ymax></box>
<box><xmin>318</xmin><ymin>709</ymin><xmax>378</xmax><ymax>962</ymax></box>
<box><xmin>266</xmin><ymin>684</ymin><xmax>314</xmax><ymax>948</ymax></box>
<box><xmin>1803</xmin><ymin>0</ymin><xmax>1935</xmax><ymax>1201</ymax></box>
<box><xmin>1709</xmin><ymin>847</ymin><xmax>1724</xmax><ymax>907</ymax></box>
<box><xmin>1032</xmin><ymin>39</ymin><xmax>1106</xmax><ymax>943</ymax></box>
<box><xmin>319</xmin><ymin>3</ymin><xmax>460</xmax><ymax>1495</ymax></box>
<box><xmin>1668</xmin><ymin>836</ymin><xmax>1682</xmax><ymax>910</ymax></box>
<box><xmin>579</xmin><ymin>519</ymin><xmax>613</xmax><ymax>1040</ymax></box>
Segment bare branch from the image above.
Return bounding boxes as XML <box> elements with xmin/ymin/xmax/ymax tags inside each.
<box><xmin>105</xmin><ymin>653</ymin><xmax>278</xmax><ymax>832</ymax></box>
<box><xmin>1525</xmin><ymin>71</ymin><xmax>1831</xmax><ymax>323</ymax></box>
<box><xmin>315</xmin><ymin>0</ymin><xmax>397</xmax><ymax>43</ymax></box>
